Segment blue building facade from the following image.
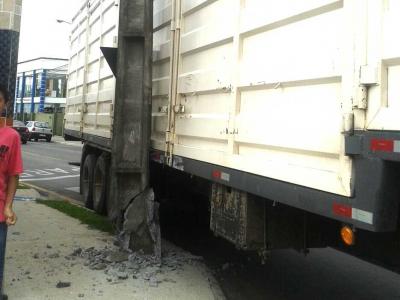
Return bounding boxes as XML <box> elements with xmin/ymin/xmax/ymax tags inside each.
<box><xmin>15</xmin><ymin>57</ymin><xmax>68</xmax><ymax>115</ymax></box>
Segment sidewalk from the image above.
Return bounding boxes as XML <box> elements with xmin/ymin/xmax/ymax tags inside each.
<box><xmin>51</xmin><ymin>136</ymin><xmax>83</xmax><ymax>147</ymax></box>
<box><xmin>5</xmin><ymin>200</ymin><xmax>224</xmax><ymax>299</ymax></box>
<box><xmin>14</xmin><ymin>188</ymin><xmax>41</xmax><ymax>201</ymax></box>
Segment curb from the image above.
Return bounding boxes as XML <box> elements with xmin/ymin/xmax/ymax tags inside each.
<box><xmin>21</xmin><ymin>182</ymin><xmax>84</xmax><ymax>207</ymax></box>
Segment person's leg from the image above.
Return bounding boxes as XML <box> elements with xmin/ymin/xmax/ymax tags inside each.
<box><xmin>0</xmin><ymin>223</ymin><xmax>7</xmax><ymax>298</ymax></box>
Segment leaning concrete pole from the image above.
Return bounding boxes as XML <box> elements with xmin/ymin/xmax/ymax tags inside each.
<box><xmin>109</xmin><ymin>0</ymin><xmax>160</xmax><ymax>258</ymax></box>
<box><xmin>0</xmin><ymin>0</ymin><xmax>22</xmax><ymax>124</ymax></box>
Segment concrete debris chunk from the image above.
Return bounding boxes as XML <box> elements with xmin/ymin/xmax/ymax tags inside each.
<box><xmin>90</xmin><ymin>263</ymin><xmax>107</xmax><ymax>271</ymax></box>
<box><xmin>48</xmin><ymin>253</ymin><xmax>60</xmax><ymax>259</ymax></box>
<box><xmin>117</xmin><ymin>272</ymin><xmax>129</xmax><ymax>280</ymax></box>
<box><xmin>149</xmin><ymin>276</ymin><xmax>159</xmax><ymax>288</ymax></box>
<box><xmin>56</xmin><ymin>281</ymin><xmax>71</xmax><ymax>288</ymax></box>
<box><xmin>71</xmin><ymin>248</ymin><xmax>83</xmax><ymax>256</ymax></box>
<box><xmin>105</xmin><ymin>251</ymin><xmax>129</xmax><ymax>263</ymax></box>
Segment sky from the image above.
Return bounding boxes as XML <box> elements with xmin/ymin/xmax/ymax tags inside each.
<box><xmin>18</xmin><ymin>0</ymin><xmax>83</xmax><ymax>62</ymax></box>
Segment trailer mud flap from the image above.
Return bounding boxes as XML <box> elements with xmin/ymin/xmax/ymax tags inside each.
<box><xmin>210</xmin><ymin>184</ymin><xmax>265</xmax><ymax>251</ymax></box>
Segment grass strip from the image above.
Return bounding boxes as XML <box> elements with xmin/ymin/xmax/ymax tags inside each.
<box><xmin>36</xmin><ymin>200</ymin><xmax>114</xmax><ymax>234</ymax></box>
<box><xmin>17</xmin><ymin>183</ymin><xmax>30</xmax><ymax>189</ymax></box>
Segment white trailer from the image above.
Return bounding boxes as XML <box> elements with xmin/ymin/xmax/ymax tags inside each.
<box><xmin>65</xmin><ymin>0</ymin><xmax>400</xmax><ymax>266</ymax></box>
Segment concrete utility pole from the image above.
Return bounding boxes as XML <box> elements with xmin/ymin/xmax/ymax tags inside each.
<box><xmin>109</xmin><ymin>0</ymin><xmax>160</xmax><ymax>258</ymax></box>
<box><xmin>0</xmin><ymin>0</ymin><xmax>22</xmax><ymax>123</ymax></box>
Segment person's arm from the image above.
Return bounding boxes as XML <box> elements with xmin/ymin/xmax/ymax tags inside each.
<box><xmin>4</xmin><ymin>132</ymin><xmax>23</xmax><ymax>226</ymax></box>
<box><xmin>4</xmin><ymin>175</ymin><xmax>18</xmax><ymax>225</ymax></box>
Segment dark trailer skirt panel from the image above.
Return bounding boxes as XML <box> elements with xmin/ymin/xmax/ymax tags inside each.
<box><xmin>151</xmin><ymin>129</ymin><xmax>400</xmax><ymax>234</ymax></box>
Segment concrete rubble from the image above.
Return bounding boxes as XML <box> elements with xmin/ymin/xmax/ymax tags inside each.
<box><xmin>65</xmin><ymin>243</ymin><xmax>204</xmax><ymax>288</ymax></box>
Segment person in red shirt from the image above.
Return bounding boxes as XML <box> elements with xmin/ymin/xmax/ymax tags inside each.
<box><xmin>0</xmin><ymin>85</ymin><xmax>23</xmax><ymax>300</ymax></box>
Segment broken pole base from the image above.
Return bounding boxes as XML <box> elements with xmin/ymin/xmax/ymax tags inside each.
<box><xmin>121</xmin><ymin>188</ymin><xmax>161</xmax><ymax>261</ymax></box>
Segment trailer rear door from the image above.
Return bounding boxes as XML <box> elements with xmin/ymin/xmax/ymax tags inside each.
<box><xmin>152</xmin><ymin>0</ymin><xmax>365</xmax><ymax>197</ymax></box>
<box><xmin>364</xmin><ymin>0</ymin><xmax>400</xmax><ymax>131</ymax></box>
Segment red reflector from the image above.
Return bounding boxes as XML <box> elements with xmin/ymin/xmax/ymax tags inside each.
<box><xmin>370</xmin><ymin>139</ymin><xmax>394</xmax><ymax>152</ymax></box>
<box><xmin>333</xmin><ymin>203</ymin><xmax>352</xmax><ymax>218</ymax></box>
<box><xmin>212</xmin><ymin>170</ymin><xmax>221</xmax><ymax>179</ymax></box>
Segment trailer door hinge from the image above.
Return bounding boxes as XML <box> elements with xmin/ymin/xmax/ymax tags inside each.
<box><xmin>165</xmin><ymin>131</ymin><xmax>174</xmax><ymax>143</ymax></box>
<box><xmin>353</xmin><ymin>85</ymin><xmax>368</xmax><ymax>110</ymax></box>
<box><xmin>173</xmin><ymin>104</ymin><xmax>185</xmax><ymax>114</ymax></box>
<box><xmin>354</xmin><ymin>64</ymin><xmax>379</xmax><ymax>110</ymax></box>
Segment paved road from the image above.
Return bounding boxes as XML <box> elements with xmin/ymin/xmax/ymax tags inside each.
<box><xmin>215</xmin><ymin>247</ymin><xmax>400</xmax><ymax>300</ymax></box>
<box><xmin>21</xmin><ymin>138</ymin><xmax>83</xmax><ymax>201</ymax></box>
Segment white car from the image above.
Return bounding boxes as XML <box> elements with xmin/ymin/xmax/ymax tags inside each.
<box><xmin>26</xmin><ymin>121</ymin><xmax>53</xmax><ymax>142</ymax></box>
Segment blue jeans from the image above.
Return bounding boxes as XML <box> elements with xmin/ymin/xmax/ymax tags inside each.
<box><xmin>0</xmin><ymin>223</ymin><xmax>7</xmax><ymax>296</ymax></box>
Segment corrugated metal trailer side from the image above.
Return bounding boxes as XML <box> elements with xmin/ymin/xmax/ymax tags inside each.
<box><xmin>65</xmin><ymin>0</ymin><xmax>118</xmax><ymax>142</ymax></box>
<box><xmin>65</xmin><ymin>0</ymin><xmax>400</xmax><ymax>234</ymax></box>
<box><xmin>151</xmin><ymin>0</ymin><xmax>400</xmax><ymax>233</ymax></box>
<box><xmin>152</xmin><ymin>0</ymin><xmax>352</xmax><ymax>198</ymax></box>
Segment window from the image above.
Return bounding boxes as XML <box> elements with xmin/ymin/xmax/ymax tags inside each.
<box><xmin>17</xmin><ymin>77</ymin><xmax>23</xmax><ymax>98</ymax></box>
<box><xmin>45</xmin><ymin>75</ymin><xmax>67</xmax><ymax>98</ymax></box>
<box><xmin>34</xmin><ymin>122</ymin><xmax>49</xmax><ymax>128</ymax></box>
<box><xmin>25</xmin><ymin>76</ymin><xmax>33</xmax><ymax>97</ymax></box>
<box><xmin>35</xmin><ymin>75</ymin><xmax>41</xmax><ymax>97</ymax></box>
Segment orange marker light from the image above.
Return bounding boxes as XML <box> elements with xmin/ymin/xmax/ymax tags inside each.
<box><xmin>341</xmin><ymin>225</ymin><xmax>355</xmax><ymax>246</ymax></box>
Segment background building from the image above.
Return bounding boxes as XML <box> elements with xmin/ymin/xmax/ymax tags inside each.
<box><xmin>15</xmin><ymin>57</ymin><xmax>68</xmax><ymax>114</ymax></box>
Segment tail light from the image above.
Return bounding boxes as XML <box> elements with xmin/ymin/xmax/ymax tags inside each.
<box><xmin>340</xmin><ymin>225</ymin><xmax>355</xmax><ymax>246</ymax></box>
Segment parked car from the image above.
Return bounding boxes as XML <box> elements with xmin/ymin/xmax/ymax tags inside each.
<box><xmin>26</xmin><ymin>121</ymin><xmax>53</xmax><ymax>142</ymax></box>
<box><xmin>12</xmin><ymin>120</ymin><xmax>30</xmax><ymax>144</ymax></box>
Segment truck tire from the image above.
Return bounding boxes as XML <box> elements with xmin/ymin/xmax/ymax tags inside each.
<box><xmin>92</xmin><ymin>153</ymin><xmax>109</xmax><ymax>215</ymax></box>
<box><xmin>82</xmin><ymin>154</ymin><xmax>97</xmax><ymax>209</ymax></box>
